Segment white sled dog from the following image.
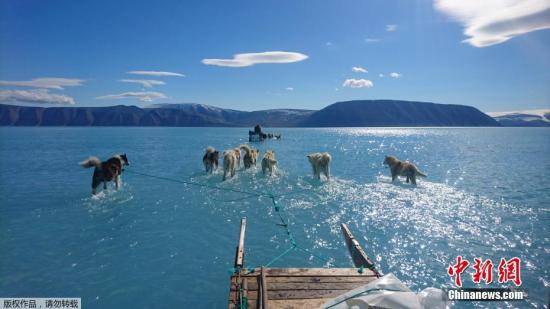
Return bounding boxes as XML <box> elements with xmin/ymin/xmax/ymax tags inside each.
<box><xmin>261</xmin><ymin>150</ymin><xmax>277</xmax><ymax>175</ymax></box>
<box><xmin>222</xmin><ymin>149</ymin><xmax>238</xmax><ymax>181</ymax></box>
<box><xmin>307</xmin><ymin>152</ymin><xmax>331</xmax><ymax>180</ymax></box>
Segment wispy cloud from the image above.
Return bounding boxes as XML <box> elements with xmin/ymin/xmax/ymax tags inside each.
<box><xmin>434</xmin><ymin>0</ymin><xmax>550</xmax><ymax>47</ymax></box>
<box><xmin>0</xmin><ymin>89</ymin><xmax>75</xmax><ymax>104</ymax></box>
<box><xmin>386</xmin><ymin>24</ymin><xmax>398</xmax><ymax>32</ymax></box>
<box><xmin>389</xmin><ymin>72</ymin><xmax>403</xmax><ymax>78</ymax></box>
<box><xmin>286</xmin><ymin>87</ymin><xmax>294</xmax><ymax>91</ymax></box>
<box><xmin>0</xmin><ymin>78</ymin><xmax>84</xmax><ymax>90</ymax></box>
<box><xmin>379</xmin><ymin>73</ymin><xmax>385</xmax><ymax>78</ymax></box>
<box><xmin>352</xmin><ymin>66</ymin><xmax>368</xmax><ymax>73</ymax></box>
<box><xmin>127</xmin><ymin>71</ymin><xmax>185</xmax><ymax>77</ymax></box>
<box><xmin>119</xmin><ymin>79</ymin><xmax>166</xmax><ymax>88</ymax></box>
<box><xmin>96</xmin><ymin>91</ymin><xmax>167</xmax><ymax>102</ymax></box>
<box><xmin>365</xmin><ymin>38</ymin><xmax>381</xmax><ymax>43</ymax></box>
<box><xmin>202</xmin><ymin>51</ymin><xmax>308</xmax><ymax>67</ymax></box>
<box><xmin>342</xmin><ymin>79</ymin><xmax>374</xmax><ymax>88</ymax></box>
<box><xmin>325</xmin><ymin>42</ymin><xmax>333</xmax><ymax>46</ymax></box>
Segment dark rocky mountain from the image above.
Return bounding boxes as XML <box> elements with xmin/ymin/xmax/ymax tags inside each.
<box><xmin>301</xmin><ymin>100</ymin><xmax>499</xmax><ymax>127</ymax></box>
<box><xmin>145</xmin><ymin>103</ymin><xmax>314</xmax><ymax>127</ymax></box>
<box><xmin>0</xmin><ymin>100</ymin><xmax>499</xmax><ymax>127</ymax></box>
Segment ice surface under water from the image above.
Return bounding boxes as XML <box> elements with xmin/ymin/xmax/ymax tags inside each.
<box><xmin>0</xmin><ymin>127</ymin><xmax>548</xmax><ymax>308</ymax></box>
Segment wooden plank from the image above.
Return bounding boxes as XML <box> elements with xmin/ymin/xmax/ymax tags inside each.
<box><xmin>340</xmin><ymin>223</ymin><xmax>381</xmax><ymax>277</ymax></box>
<box><xmin>230</xmin><ymin>289</ymin><xmax>353</xmax><ymax>301</ymax></box>
<box><xmin>269</xmin><ymin>299</ymin><xmax>330</xmax><ymax>309</ymax></box>
<box><xmin>231</xmin><ymin>281</ymin><xmax>373</xmax><ymax>292</ymax></box>
<box><xmin>228</xmin><ymin>276</ymin><xmax>238</xmax><ymax>309</ymax></box>
<box><xmin>233</xmin><ymin>274</ymin><xmax>375</xmax><ymax>284</ymax></box>
<box><xmin>262</xmin><ymin>268</ymin><xmax>376</xmax><ymax>277</ymax></box>
<box><xmin>265</xmin><ymin>276</ymin><xmax>375</xmax><ymax>283</ymax></box>
<box><xmin>247</xmin><ymin>299</ymin><xmax>257</xmax><ymax>309</ymax></box>
<box><xmin>242</xmin><ymin>278</ymin><xmax>248</xmax><ymax>308</ymax></box>
<box><xmin>229</xmin><ymin>276</ymin><xmax>256</xmax><ymax>309</ymax></box>
<box><xmin>260</xmin><ymin>267</ymin><xmax>269</xmax><ymax>309</ymax></box>
<box><xmin>234</xmin><ymin>218</ymin><xmax>247</xmax><ymax>269</ymax></box>
<box><xmin>228</xmin><ymin>297</ymin><xmax>257</xmax><ymax>309</ymax></box>
<box><xmin>229</xmin><ymin>267</ymin><xmax>377</xmax><ymax>306</ymax></box>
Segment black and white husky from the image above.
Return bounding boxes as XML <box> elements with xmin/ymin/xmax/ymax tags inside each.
<box><xmin>203</xmin><ymin>147</ymin><xmax>219</xmax><ymax>174</ymax></box>
<box><xmin>80</xmin><ymin>154</ymin><xmax>129</xmax><ymax>195</ymax></box>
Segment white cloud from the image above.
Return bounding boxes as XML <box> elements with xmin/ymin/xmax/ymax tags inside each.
<box><xmin>0</xmin><ymin>78</ymin><xmax>84</xmax><ymax>90</ymax></box>
<box><xmin>365</xmin><ymin>38</ymin><xmax>381</xmax><ymax>43</ymax></box>
<box><xmin>389</xmin><ymin>72</ymin><xmax>402</xmax><ymax>78</ymax></box>
<box><xmin>434</xmin><ymin>0</ymin><xmax>550</xmax><ymax>47</ymax></box>
<box><xmin>386</xmin><ymin>24</ymin><xmax>398</xmax><ymax>32</ymax></box>
<box><xmin>342</xmin><ymin>79</ymin><xmax>374</xmax><ymax>88</ymax></box>
<box><xmin>127</xmin><ymin>71</ymin><xmax>185</xmax><ymax>77</ymax></box>
<box><xmin>325</xmin><ymin>42</ymin><xmax>333</xmax><ymax>46</ymax></box>
<box><xmin>0</xmin><ymin>89</ymin><xmax>75</xmax><ymax>104</ymax></box>
<box><xmin>379</xmin><ymin>73</ymin><xmax>385</xmax><ymax>78</ymax></box>
<box><xmin>352</xmin><ymin>66</ymin><xmax>368</xmax><ymax>73</ymax></box>
<box><xmin>96</xmin><ymin>91</ymin><xmax>167</xmax><ymax>102</ymax></box>
<box><xmin>286</xmin><ymin>87</ymin><xmax>294</xmax><ymax>91</ymax></box>
<box><xmin>202</xmin><ymin>51</ymin><xmax>308</xmax><ymax>67</ymax></box>
<box><xmin>119</xmin><ymin>79</ymin><xmax>166</xmax><ymax>88</ymax></box>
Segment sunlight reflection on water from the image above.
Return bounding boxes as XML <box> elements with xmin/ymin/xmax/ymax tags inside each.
<box><xmin>1</xmin><ymin>127</ymin><xmax>548</xmax><ymax>308</ymax></box>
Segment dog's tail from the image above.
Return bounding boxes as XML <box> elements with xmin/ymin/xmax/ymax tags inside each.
<box><xmin>416</xmin><ymin>169</ymin><xmax>427</xmax><ymax>177</ymax></box>
<box><xmin>320</xmin><ymin>153</ymin><xmax>332</xmax><ymax>165</ymax></box>
<box><xmin>80</xmin><ymin>156</ymin><xmax>101</xmax><ymax>168</ymax></box>
<box><xmin>239</xmin><ymin>144</ymin><xmax>252</xmax><ymax>155</ymax></box>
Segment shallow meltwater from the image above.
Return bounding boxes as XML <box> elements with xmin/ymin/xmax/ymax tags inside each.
<box><xmin>1</xmin><ymin>127</ymin><xmax>548</xmax><ymax>308</ymax></box>
<box><xmin>186</xmin><ymin>163</ymin><xmax>546</xmax><ymax>307</ymax></box>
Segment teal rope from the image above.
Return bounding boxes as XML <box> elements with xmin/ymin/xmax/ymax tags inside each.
<box><xmin>212</xmin><ymin>195</ymin><xmax>259</xmax><ymax>203</ymax></box>
<box><xmin>125</xmin><ymin>169</ymin><xmax>268</xmax><ymax>198</ymax></box>
<box><xmin>264</xmin><ymin>244</ymin><xmax>297</xmax><ymax>267</ymax></box>
<box><xmin>295</xmin><ymin>245</ymin><xmax>334</xmax><ymax>266</ymax></box>
<box><xmin>126</xmin><ymin>169</ymin><xmax>336</xmax><ymax>269</ymax></box>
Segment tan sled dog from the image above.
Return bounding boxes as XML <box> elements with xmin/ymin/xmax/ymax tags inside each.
<box><xmin>383</xmin><ymin>156</ymin><xmax>427</xmax><ymax>185</ymax></box>
<box><xmin>233</xmin><ymin>147</ymin><xmax>241</xmax><ymax>167</ymax></box>
<box><xmin>240</xmin><ymin>145</ymin><xmax>260</xmax><ymax>169</ymax></box>
<box><xmin>307</xmin><ymin>152</ymin><xmax>331</xmax><ymax>180</ymax></box>
<box><xmin>261</xmin><ymin>150</ymin><xmax>277</xmax><ymax>175</ymax></box>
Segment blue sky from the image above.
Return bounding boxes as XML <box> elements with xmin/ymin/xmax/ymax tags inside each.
<box><xmin>0</xmin><ymin>0</ymin><xmax>549</xmax><ymax>112</ymax></box>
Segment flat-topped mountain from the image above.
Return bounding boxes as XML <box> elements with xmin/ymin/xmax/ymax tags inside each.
<box><xmin>0</xmin><ymin>100</ymin><xmax>499</xmax><ymax>127</ymax></box>
<box><xmin>301</xmin><ymin>100</ymin><xmax>498</xmax><ymax>127</ymax></box>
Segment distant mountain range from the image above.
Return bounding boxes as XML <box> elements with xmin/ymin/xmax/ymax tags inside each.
<box><xmin>0</xmin><ymin>100</ymin><xmax>501</xmax><ymax>127</ymax></box>
<box><xmin>487</xmin><ymin>109</ymin><xmax>550</xmax><ymax>127</ymax></box>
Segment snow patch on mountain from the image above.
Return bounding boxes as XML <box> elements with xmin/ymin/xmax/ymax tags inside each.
<box><xmin>488</xmin><ymin>109</ymin><xmax>550</xmax><ymax>126</ymax></box>
<box><xmin>488</xmin><ymin>109</ymin><xmax>550</xmax><ymax>120</ymax></box>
